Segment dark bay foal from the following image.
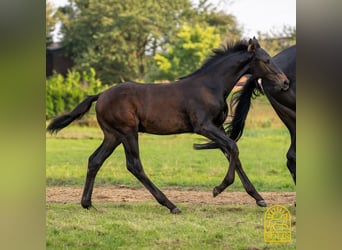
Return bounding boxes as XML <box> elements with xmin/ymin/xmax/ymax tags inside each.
<box><xmin>47</xmin><ymin>38</ymin><xmax>289</xmax><ymax>213</ymax></box>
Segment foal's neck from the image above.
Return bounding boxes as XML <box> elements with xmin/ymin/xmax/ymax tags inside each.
<box><xmin>207</xmin><ymin>52</ymin><xmax>252</xmax><ymax>95</ymax></box>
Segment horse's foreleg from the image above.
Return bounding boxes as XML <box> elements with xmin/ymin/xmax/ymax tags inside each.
<box><xmin>234</xmin><ymin>160</ymin><xmax>266</xmax><ymax>207</ymax></box>
<box><xmin>196</xmin><ymin>123</ymin><xmax>265</xmax><ymax>205</ymax></box>
<box><xmin>81</xmin><ymin>136</ymin><xmax>120</xmax><ymax>209</ymax></box>
<box><xmin>195</xmin><ymin>124</ymin><xmax>238</xmax><ymax>196</ymax></box>
<box><xmin>286</xmin><ymin>138</ymin><xmax>296</xmax><ymax>184</ymax></box>
<box><xmin>122</xmin><ymin>133</ymin><xmax>181</xmax><ymax>214</ymax></box>
<box><xmin>193</xmin><ymin>125</ymin><xmax>224</xmax><ymax>150</ymax></box>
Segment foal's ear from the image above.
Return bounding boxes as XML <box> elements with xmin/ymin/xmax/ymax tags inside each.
<box><xmin>252</xmin><ymin>37</ymin><xmax>260</xmax><ymax>48</ymax></box>
<box><xmin>248</xmin><ymin>37</ymin><xmax>260</xmax><ymax>52</ymax></box>
<box><xmin>248</xmin><ymin>38</ymin><xmax>255</xmax><ymax>52</ymax></box>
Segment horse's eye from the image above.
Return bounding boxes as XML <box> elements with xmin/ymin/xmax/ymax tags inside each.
<box><xmin>265</xmin><ymin>59</ymin><xmax>270</xmax><ymax>64</ymax></box>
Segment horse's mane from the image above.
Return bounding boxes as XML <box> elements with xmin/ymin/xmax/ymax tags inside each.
<box><xmin>179</xmin><ymin>40</ymin><xmax>249</xmax><ymax>80</ymax></box>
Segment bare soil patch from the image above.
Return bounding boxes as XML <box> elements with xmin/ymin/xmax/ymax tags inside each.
<box><xmin>46</xmin><ymin>186</ymin><xmax>295</xmax><ymax>206</ymax></box>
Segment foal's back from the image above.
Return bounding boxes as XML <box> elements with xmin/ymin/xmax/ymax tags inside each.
<box><xmin>95</xmin><ymin>81</ymin><xmax>210</xmax><ymax>135</ymax></box>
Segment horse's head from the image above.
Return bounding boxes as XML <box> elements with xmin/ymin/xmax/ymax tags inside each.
<box><xmin>247</xmin><ymin>37</ymin><xmax>289</xmax><ymax>91</ymax></box>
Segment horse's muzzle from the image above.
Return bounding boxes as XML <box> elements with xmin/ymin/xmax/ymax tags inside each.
<box><xmin>281</xmin><ymin>79</ymin><xmax>290</xmax><ymax>91</ymax></box>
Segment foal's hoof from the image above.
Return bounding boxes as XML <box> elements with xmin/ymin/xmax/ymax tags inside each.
<box><xmin>81</xmin><ymin>201</ymin><xmax>91</xmax><ymax>209</ymax></box>
<box><xmin>171</xmin><ymin>207</ymin><xmax>182</xmax><ymax>214</ymax></box>
<box><xmin>213</xmin><ymin>187</ymin><xmax>221</xmax><ymax>197</ymax></box>
<box><xmin>256</xmin><ymin>200</ymin><xmax>267</xmax><ymax>207</ymax></box>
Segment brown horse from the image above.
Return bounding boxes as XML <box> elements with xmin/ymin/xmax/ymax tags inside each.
<box><xmin>47</xmin><ymin>38</ymin><xmax>289</xmax><ymax>214</ymax></box>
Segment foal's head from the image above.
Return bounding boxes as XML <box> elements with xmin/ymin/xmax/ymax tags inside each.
<box><xmin>247</xmin><ymin>37</ymin><xmax>289</xmax><ymax>91</ymax></box>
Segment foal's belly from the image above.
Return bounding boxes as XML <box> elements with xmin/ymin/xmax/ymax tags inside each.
<box><xmin>138</xmin><ymin>110</ymin><xmax>193</xmax><ymax>135</ymax></box>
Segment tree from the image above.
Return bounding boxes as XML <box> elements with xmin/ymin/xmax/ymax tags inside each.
<box><xmin>57</xmin><ymin>0</ymin><xmax>242</xmax><ymax>83</ymax></box>
<box><xmin>257</xmin><ymin>25</ymin><xmax>296</xmax><ymax>56</ymax></box>
<box><xmin>46</xmin><ymin>0</ymin><xmax>58</xmax><ymax>46</ymax></box>
<box><xmin>59</xmin><ymin>0</ymin><xmax>194</xmax><ymax>83</ymax></box>
<box><xmin>151</xmin><ymin>24</ymin><xmax>221</xmax><ymax>81</ymax></box>
<box><xmin>191</xmin><ymin>0</ymin><xmax>241</xmax><ymax>42</ymax></box>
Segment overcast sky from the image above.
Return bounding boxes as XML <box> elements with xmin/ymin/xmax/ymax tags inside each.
<box><xmin>212</xmin><ymin>0</ymin><xmax>296</xmax><ymax>38</ymax></box>
<box><xmin>50</xmin><ymin>0</ymin><xmax>296</xmax><ymax>40</ymax></box>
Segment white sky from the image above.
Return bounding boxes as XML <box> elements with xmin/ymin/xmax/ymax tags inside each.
<box><xmin>50</xmin><ymin>0</ymin><xmax>296</xmax><ymax>40</ymax></box>
<box><xmin>214</xmin><ymin>0</ymin><xmax>296</xmax><ymax>38</ymax></box>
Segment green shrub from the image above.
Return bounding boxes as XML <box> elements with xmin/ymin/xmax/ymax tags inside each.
<box><xmin>46</xmin><ymin>68</ymin><xmax>108</xmax><ymax>119</ymax></box>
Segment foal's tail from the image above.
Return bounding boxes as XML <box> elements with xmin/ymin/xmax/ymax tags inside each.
<box><xmin>226</xmin><ymin>77</ymin><xmax>263</xmax><ymax>141</ymax></box>
<box><xmin>47</xmin><ymin>94</ymin><xmax>100</xmax><ymax>133</ymax></box>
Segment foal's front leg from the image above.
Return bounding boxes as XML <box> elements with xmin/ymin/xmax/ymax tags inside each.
<box><xmin>195</xmin><ymin>123</ymin><xmax>238</xmax><ymax>194</ymax></box>
<box><xmin>195</xmin><ymin>123</ymin><xmax>265</xmax><ymax>205</ymax></box>
<box><xmin>234</xmin><ymin>159</ymin><xmax>267</xmax><ymax>207</ymax></box>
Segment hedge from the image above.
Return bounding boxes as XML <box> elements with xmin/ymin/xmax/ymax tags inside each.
<box><xmin>46</xmin><ymin>68</ymin><xmax>108</xmax><ymax>119</ymax></box>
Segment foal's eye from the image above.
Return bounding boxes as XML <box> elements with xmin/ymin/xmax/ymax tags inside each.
<box><xmin>265</xmin><ymin>59</ymin><xmax>270</xmax><ymax>64</ymax></box>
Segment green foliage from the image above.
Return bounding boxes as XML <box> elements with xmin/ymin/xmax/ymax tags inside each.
<box><xmin>60</xmin><ymin>0</ymin><xmax>195</xmax><ymax>83</ymax></box>
<box><xmin>46</xmin><ymin>68</ymin><xmax>106</xmax><ymax>119</ymax></box>
<box><xmin>58</xmin><ymin>0</ymin><xmax>241</xmax><ymax>83</ymax></box>
<box><xmin>53</xmin><ymin>0</ymin><xmax>295</xmax><ymax>83</ymax></box>
<box><xmin>151</xmin><ymin>24</ymin><xmax>221</xmax><ymax>81</ymax></box>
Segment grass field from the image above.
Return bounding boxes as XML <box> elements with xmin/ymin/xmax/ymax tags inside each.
<box><xmin>47</xmin><ymin>203</ymin><xmax>296</xmax><ymax>250</ymax></box>
<box><xmin>46</xmin><ymin>95</ymin><xmax>296</xmax><ymax>249</ymax></box>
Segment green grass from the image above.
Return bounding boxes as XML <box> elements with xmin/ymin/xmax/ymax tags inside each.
<box><xmin>46</xmin><ymin>128</ymin><xmax>294</xmax><ymax>191</ymax></box>
<box><xmin>46</xmin><ymin>203</ymin><xmax>296</xmax><ymax>249</ymax></box>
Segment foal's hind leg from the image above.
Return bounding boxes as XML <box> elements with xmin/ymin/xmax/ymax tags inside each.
<box><xmin>81</xmin><ymin>135</ymin><xmax>120</xmax><ymax>209</ymax></box>
<box><xmin>122</xmin><ymin>133</ymin><xmax>181</xmax><ymax>214</ymax></box>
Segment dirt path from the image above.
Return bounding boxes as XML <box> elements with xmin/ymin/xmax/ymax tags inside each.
<box><xmin>46</xmin><ymin>186</ymin><xmax>295</xmax><ymax>206</ymax></box>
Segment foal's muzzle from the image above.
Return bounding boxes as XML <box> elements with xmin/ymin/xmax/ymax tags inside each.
<box><xmin>276</xmin><ymin>72</ymin><xmax>290</xmax><ymax>91</ymax></box>
<box><xmin>282</xmin><ymin>79</ymin><xmax>290</xmax><ymax>91</ymax></box>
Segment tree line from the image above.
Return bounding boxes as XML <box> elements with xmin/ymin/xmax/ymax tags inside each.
<box><xmin>47</xmin><ymin>0</ymin><xmax>295</xmax><ymax>84</ymax></box>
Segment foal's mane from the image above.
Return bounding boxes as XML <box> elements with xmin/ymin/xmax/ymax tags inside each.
<box><xmin>179</xmin><ymin>40</ymin><xmax>249</xmax><ymax>80</ymax></box>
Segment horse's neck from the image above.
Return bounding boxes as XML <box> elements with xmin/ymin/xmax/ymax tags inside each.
<box><xmin>208</xmin><ymin>53</ymin><xmax>251</xmax><ymax>94</ymax></box>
